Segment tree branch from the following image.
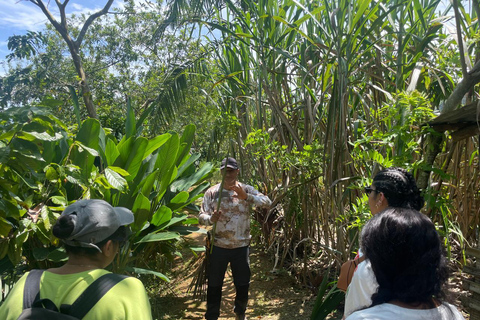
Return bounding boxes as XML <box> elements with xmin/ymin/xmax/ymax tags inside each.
<box><xmin>29</xmin><ymin>1</ymin><xmax>66</xmax><ymax>36</ymax></box>
<box><xmin>55</xmin><ymin>0</ymin><xmax>69</xmax><ymax>31</ymax></box>
<box><xmin>75</xmin><ymin>0</ymin><xmax>114</xmax><ymax>48</ymax></box>
<box><xmin>442</xmin><ymin>59</ymin><xmax>480</xmax><ymax>114</ymax></box>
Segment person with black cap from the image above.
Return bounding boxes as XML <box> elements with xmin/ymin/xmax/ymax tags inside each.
<box><xmin>0</xmin><ymin>199</ymin><xmax>153</xmax><ymax>320</ymax></box>
<box><xmin>199</xmin><ymin>157</ymin><xmax>272</xmax><ymax>320</ymax></box>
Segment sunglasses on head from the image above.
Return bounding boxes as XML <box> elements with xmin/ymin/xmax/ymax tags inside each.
<box><xmin>364</xmin><ymin>186</ymin><xmax>378</xmax><ymax>194</ymax></box>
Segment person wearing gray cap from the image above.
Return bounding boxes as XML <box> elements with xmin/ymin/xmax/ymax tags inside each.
<box><xmin>0</xmin><ymin>199</ymin><xmax>153</xmax><ymax>320</ymax></box>
<box><xmin>199</xmin><ymin>157</ymin><xmax>272</xmax><ymax>320</ymax></box>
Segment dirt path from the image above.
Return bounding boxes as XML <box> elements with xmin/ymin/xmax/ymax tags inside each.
<box><xmin>149</xmin><ymin>234</ymin><xmax>334</xmax><ymax>320</ymax></box>
<box><xmin>148</xmin><ymin>233</ymin><xmax>470</xmax><ymax>320</ymax></box>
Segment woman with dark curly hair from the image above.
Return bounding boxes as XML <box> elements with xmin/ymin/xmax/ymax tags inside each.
<box><xmin>344</xmin><ymin>167</ymin><xmax>425</xmax><ymax>317</ymax></box>
<box><xmin>346</xmin><ymin>208</ymin><xmax>464</xmax><ymax>319</ymax></box>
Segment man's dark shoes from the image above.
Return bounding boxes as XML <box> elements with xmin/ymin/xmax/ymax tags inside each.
<box><xmin>235</xmin><ymin>314</ymin><xmax>246</xmax><ymax>320</ymax></box>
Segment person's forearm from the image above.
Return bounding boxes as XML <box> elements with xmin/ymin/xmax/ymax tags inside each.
<box><xmin>247</xmin><ymin>193</ymin><xmax>272</xmax><ymax>208</ymax></box>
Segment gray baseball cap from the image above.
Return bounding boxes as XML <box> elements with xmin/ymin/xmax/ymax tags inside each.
<box><xmin>59</xmin><ymin>199</ymin><xmax>134</xmax><ymax>252</ymax></box>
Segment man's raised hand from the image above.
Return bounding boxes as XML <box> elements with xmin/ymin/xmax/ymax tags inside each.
<box><xmin>231</xmin><ymin>184</ymin><xmax>248</xmax><ymax>200</ymax></box>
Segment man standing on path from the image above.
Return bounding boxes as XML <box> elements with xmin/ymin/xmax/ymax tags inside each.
<box><xmin>199</xmin><ymin>157</ymin><xmax>272</xmax><ymax>320</ymax></box>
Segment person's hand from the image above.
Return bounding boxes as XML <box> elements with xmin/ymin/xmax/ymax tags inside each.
<box><xmin>210</xmin><ymin>210</ymin><xmax>221</xmax><ymax>223</ymax></box>
<box><xmin>231</xmin><ymin>183</ymin><xmax>248</xmax><ymax>200</ymax></box>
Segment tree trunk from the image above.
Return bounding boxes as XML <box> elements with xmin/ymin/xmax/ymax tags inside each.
<box><xmin>29</xmin><ymin>0</ymin><xmax>114</xmax><ymax>119</ymax></box>
<box><xmin>66</xmin><ymin>41</ymin><xmax>97</xmax><ymax>118</ymax></box>
<box><xmin>417</xmin><ymin>132</ymin><xmax>444</xmax><ymax>191</ymax></box>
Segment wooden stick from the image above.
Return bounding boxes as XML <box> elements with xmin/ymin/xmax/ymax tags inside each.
<box><xmin>210</xmin><ymin>154</ymin><xmax>230</xmax><ymax>254</ymax></box>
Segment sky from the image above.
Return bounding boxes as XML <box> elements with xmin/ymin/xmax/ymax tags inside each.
<box><xmin>0</xmin><ymin>0</ymin><xmax>126</xmax><ymax>74</ymax></box>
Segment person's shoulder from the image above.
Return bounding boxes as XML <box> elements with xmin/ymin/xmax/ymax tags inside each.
<box><xmin>113</xmin><ymin>275</ymin><xmax>147</xmax><ymax>290</ymax></box>
<box><xmin>210</xmin><ymin>183</ymin><xmax>222</xmax><ymax>190</ymax></box>
<box><xmin>204</xmin><ymin>184</ymin><xmax>221</xmax><ymax>195</ymax></box>
<box><xmin>346</xmin><ymin>309</ymin><xmax>370</xmax><ymax>320</ymax></box>
<box><xmin>439</xmin><ymin>303</ymin><xmax>466</xmax><ymax>319</ymax></box>
<box><xmin>102</xmin><ymin>275</ymin><xmax>149</xmax><ymax>302</ymax></box>
<box><xmin>346</xmin><ymin>304</ymin><xmax>393</xmax><ymax>320</ymax></box>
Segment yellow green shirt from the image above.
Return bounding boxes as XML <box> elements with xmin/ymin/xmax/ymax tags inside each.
<box><xmin>0</xmin><ymin>269</ymin><xmax>153</xmax><ymax>320</ymax></box>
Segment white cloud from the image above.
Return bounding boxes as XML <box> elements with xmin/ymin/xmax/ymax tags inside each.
<box><xmin>0</xmin><ymin>0</ymin><xmax>156</xmax><ymax>62</ymax></box>
<box><xmin>0</xmin><ymin>0</ymin><xmax>125</xmax><ymax>32</ymax></box>
<box><xmin>0</xmin><ymin>0</ymin><xmax>49</xmax><ymax>31</ymax></box>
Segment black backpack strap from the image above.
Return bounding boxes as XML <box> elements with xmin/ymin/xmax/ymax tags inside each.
<box><xmin>62</xmin><ymin>273</ymin><xmax>128</xmax><ymax>319</ymax></box>
<box><xmin>22</xmin><ymin>269</ymin><xmax>45</xmax><ymax>310</ymax></box>
<box><xmin>32</xmin><ymin>298</ymin><xmax>60</xmax><ymax>311</ymax></box>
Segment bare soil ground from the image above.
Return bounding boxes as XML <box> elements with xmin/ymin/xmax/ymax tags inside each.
<box><xmin>147</xmin><ymin>233</ymin><xmax>471</xmax><ymax>320</ymax></box>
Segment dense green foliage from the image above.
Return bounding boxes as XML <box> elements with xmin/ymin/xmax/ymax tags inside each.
<box><xmin>1</xmin><ymin>0</ymin><xmax>480</xmax><ymax>317</ymax></box>
<box><xmin>0</xmin><ymin>104</ymin><xmax>214</xmax><ymax>286</ymax></box>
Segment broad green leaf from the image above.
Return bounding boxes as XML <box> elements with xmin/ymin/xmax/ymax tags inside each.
<box><xmin>183</xmin><ymin>217</ymin><xmax>199</xmax><ymax>225</ymax></box>
<box><xmin>50</xmin><ymin>196</ymin><xmax>67</xmax><ymax>206</ymax></box>
<box><xmin>135</xmin><ymin>231</ymin><xmax>179</xmax><ymax>244</ymax></box>
<box><xmin>132</xmin><ymin>193</ymin><xmax>151</xmax><ymax>231</ymax></box>
<box><xmin>151</xmin><ymin>205</ymin><xmax>172</xmax><ymax>227</ymax></box>
<box><xmin>127</xmin><ymin>267</ymin><xmax>170</xmax><ymax>282</ymax></box>
<box><xmin>72</xmin><ymin>119</ymin><xmax>100</xmax><ymax>179</ymax></box>
<box><xmin>144</xmin><ymin>133</ymin><xmax>171</xmax><ymax>160</ymax></box>
<box><xmin>175</xmin><ymin>153</ymin><xmax>201</xmax><ymax>178</ymax></box>
<box><xmin>169</xmin><ymin>225</ymin><xmax>208</xmax><ymax>235</ymax></box>
<box><xmin>47</xmin><ymin>247</ymin><xmax>68</xmax><ymax>262</ymax></box>
<box><xmin>115</xmin><ymin>137</ymin><xmax>134</xmax><ymax>168</ymax></box>
<box><xmin>68</xmin><ymin>85</ymin><xmax>81</xmax><ymax>127</ymax></box>
<box><xmin>172</xmin><ymin>163</ymin><xmax>214</xmax><ymax>192</ymax></box>
<box><xmin>8</xmin><ymin>236</ymin><xmax>23</xmax><ymax>264</ymax></box>
<box><xmin>157</xmin><ymin>166</ymin><xmax>177</xmax><ymax>201</ymax></box>
<box><xmin>11</xmin><ymin>138</ymin><xmax>43</xmax><ymax>162</ymax></box>
<box><xmin>124</xmin><ymin>137</ymin><xmax>148</xmax><ymax>180</ymax></box>
<box><xmin>0</xmin><ymin>243</ymin><xmax>11</xmax><ymax>261</ymax></box>
<box><xmin>75</xmin><ymin>141</ymin><xmax>99</xmax><ymax>157</ymax></box>
<box><xmin>105</xmin><ymin>138</ymin><xmax>120</xmax><ymax>166</ymax></box>
<box><xmin>45</xmin><ymin>166</ymin><xmax>58</xmax><ymax>181</ymax></box>
<box><xmin>0</xmin><ymin>146</ymin><xmax>11</xmax><ymax>164</ymax></box>
<box><xmin>76</xmin><ymin>118</ymin><xmax>100</xmax><ymax>147</ymax></box>
<box><xmin>167</xmin><ymin>191</ymin><xmax>193</xmax><ymax>211</ymax></box>
<box><xmin>155</xmin><ymin>133</ymin><xmax>179</xmax><ymax>178</ymax></box>
<box><xmin>18</xmin><ymin>131</ymin><xmax>63</xmax><ymax>142</ymax></box>
<box><xmin>0</xmin><ymin>131</ymin><xmax>15</xmax><ymax>143</ymax></box>
<box><xmin>176</xmin><ymin>124</ymin><xmax>196</xmax><ymax>167</ymax></box>
<box><xmin>161</xmin><ymin>215</ymin><xmax>188</xmax><ymax>230</ymax></box>
<box><xmin>40</xmin><ymin>205</ymin><xmax>52</xmax><ymax>230</ymax></box>
<box><xmin>107</xmin><ymin>166</ymin><xmax>130</xmax><ymax>176</ymax></box>
<box><xmin>0</xmin><ymin>217</ymin><xmax>13</xmax><ymax>237</ymax></box>
<box><xmin>170</xmin><ymin>191</ymin><xmax>189</xmax><ymax>204</ymax></box>
<box><xmin>40</xmin><ymin>98</ymin><xmax>63</xmax><ymax>107</ymax></box>
<box><xmin>125</xmin><ymin>98</ymin><xmax>136</xmax><ymax>139</ymax></box>
<box><xmin>105</xmin><ymin>167</ymin><xmax>128</xmax><ymax>191</ymax></box>
<box><xmin>33</xmin><ymin>247</ymin><xmax>49</xmax><ymax>261</ymax></box>
<box><xmin>140</xmin><ymin>170</ymin><xmax>159</xmax><ymax>196</ymax></box>
<box><xmin>0</xmin><ymin>199</ymin><xmax>20</xmax><ymax>219</ymax></box>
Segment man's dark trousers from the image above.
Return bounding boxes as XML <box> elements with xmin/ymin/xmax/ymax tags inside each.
<box><xmin>205</xmin><ymin>245</ymin><xmax>251</xmax><ymax>320</ymax></box>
